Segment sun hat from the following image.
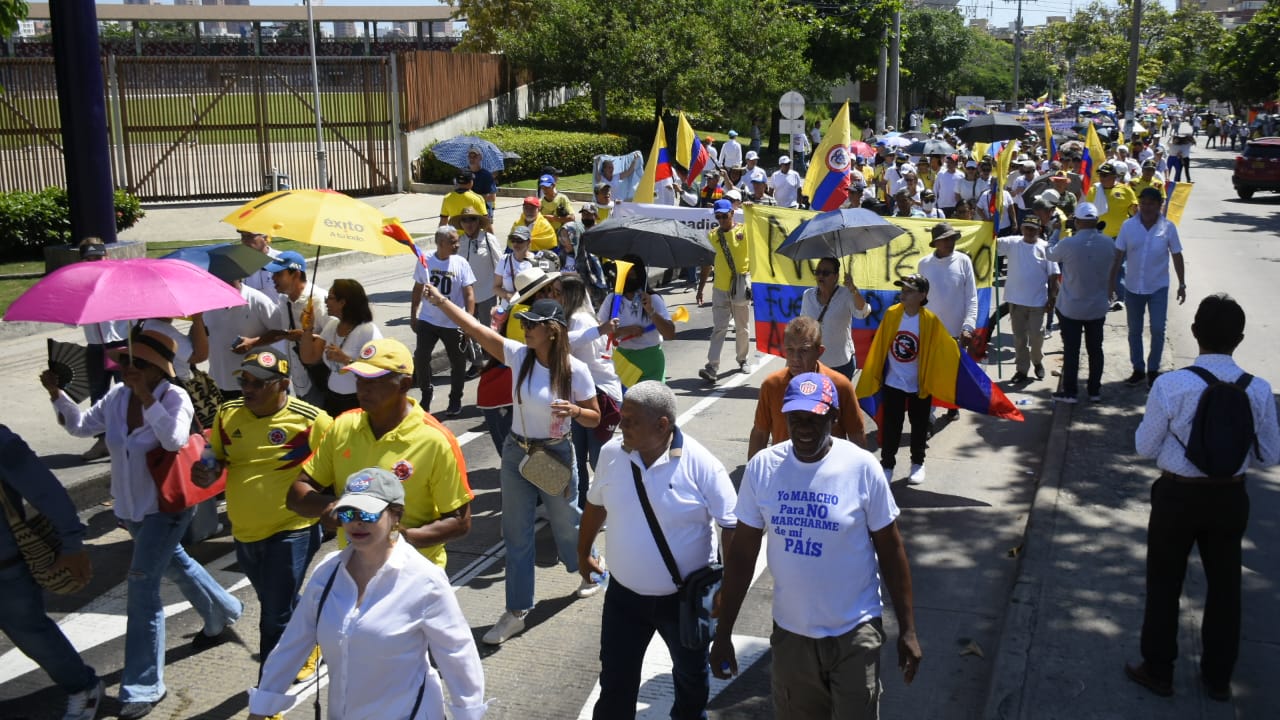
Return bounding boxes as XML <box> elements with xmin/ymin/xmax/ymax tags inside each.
<box><xmin>107</xmin><ymin>328</ymin><xmax>177</xmax><ymax>378</ymax></box>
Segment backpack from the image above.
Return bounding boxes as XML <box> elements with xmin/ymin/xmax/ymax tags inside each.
<box><xmin>1174</xmin><ymin>366</ymin><xmax>1260</xmax><ymax>478</ymax></box>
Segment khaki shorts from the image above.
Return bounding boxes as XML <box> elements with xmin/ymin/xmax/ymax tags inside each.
<box><xmin>770</xmin><ymin>618</ymin><xmax>884</xmax><ymax>720</ymax></box>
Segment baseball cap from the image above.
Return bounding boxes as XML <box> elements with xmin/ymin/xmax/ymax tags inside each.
<box><xmin>342</xmin><ymin>338</ymin><xmax>414</xmax><ymax>378</ymax></box>
<box><xmin>514</xmin><ymin>298</ymin><xmax>568</xmax><ymax>327</ymax></box>
<box><xmin>728</xmin><ymin>129</ymin><xmax>738</xmax><ymax>137</ymax></box>
<box><xmin>509</xmin><ymin>225</ymin><xmax>533</xmax><ymax>243</ymax></box>
<box><xmin>781</xmin><ymin>372</ymin><xmax>839</xmax><ymax>416</ymax></box>
<box><xmin>1022</xmin><ymin>214</ymin><xmax>1042</xmax><ymax>229</ymax></box>
<box><xmin>522</xmin><ymin>196</ymin><xmax>541</xmax><ymax>207</ymax></box>
<box><xmin>593</xmin><ymin>182</ymin><xmax>611</xmax><ymax>195</ymax></box>
<box><xmin>713</xmin><ymin>199</ymin><xmax>733</xmax><ymax>214</ymax></box>
<box><xmin>1116</xmin><ymin>145</ymin><xmax>1129</xmax><ymax>153</ymax></box>
<box><xmin>538</xmin><ymin>174</ymin><xmax>556</xmax><ymax>187</ymax></box>
<box><xmin>1097</xmin><ymin>161</ymin><xmax>1118</xmax><ymax>176</ymax></box>
<box><xmin>265</xmin><ymin>250</ymin><xmax>307</xmax><ymax>274</ymax></box>
<box><xmin>965</xmin><ymin>159</ymin><xmax>978</xmax><ymax>169</ymax></box>
<box><xmin>335</xmin><ymin>468</ymin><xmax>405</xmax><ymax>515</ymax></box>
<box><xmin>724</xmin><ymin>188</ymin><xmax>742</xmax><ymax>202</ymax></box>
<box><xmin>779</xmin><ymin>155</ymin><xmax>792</xmax><ymax>165</ymax></box>
<box><xmin>454</xmin><ymin>170</ymin><xmax>474</xmax><ymax>184</ymax></box>
<box><xmin>237</xmin><ymin>350</ymin><xmax>290</xmax><ymax>381</ymax></box>
<box><xmin>745</xmin><ymin>150</ymin><xmax>759</xmax><ymax>161</ymax></box>
<box><xmin>704</xmin><ymin>135</ymin><xmax>714</xmax><ymax>144</ymax></box>
<box><xmin>1141</xmin><ymin>159</ymin><xmax>1156</xmax><ymax>169</ymax></box>
<box><xmin>1036</xmin><ymin>189</ymin><xmax>1061</xmax><ymax>208</ymax></box>
<box><xmin>894</xmin><ymin>273</ymin><xmax>931</xmax><ymax>296</ymax></box>
<box><xmin>580</xmin><ymin>202</ymin><xmax>598</xmax><ymax>215</ymax></box>
<box><xmin>750</xmin><ymin>168</ymin><xmax>768</xmax><ymax>184</ymax></box>
<box><xmin>1074</xmin><ymin>202</ymin><xmax>1099</xmax><ymax>220</ymax></box>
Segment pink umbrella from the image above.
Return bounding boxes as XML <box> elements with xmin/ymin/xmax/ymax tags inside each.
<box><xmin>849</xmin><ymin>141</ymin><xmax>876</xmax><ymax>158</ymax></box>
<box><xmin>4</xmin><ymin>257</ymin><xmax>247</xmax><ymax>325</ymax></box>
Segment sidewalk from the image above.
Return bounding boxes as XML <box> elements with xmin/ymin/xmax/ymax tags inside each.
<box><xmin>983</xmin><ymin>312</ymin><xmax>1261</xmax><ymax>719</ymax></box>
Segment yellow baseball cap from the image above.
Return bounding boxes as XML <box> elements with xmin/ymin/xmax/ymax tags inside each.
<box><xmin>341</xmin><ymin>338</ymin><xmax>414</xmax><ymax>378</ymax></box>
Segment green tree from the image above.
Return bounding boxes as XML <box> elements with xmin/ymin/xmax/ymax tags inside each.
<box><xmin>901</xmin><ymin>8</ymin><xmax>971</xmax><ymax>108</ymax></box>
<box><xmin>0</xmin><ymin>0</ymin><xmax>27</xmax><ymax>37</ymax></box>
<box><xmin>1209</xmin><ymin>0</ymin><xmax>1280</xmax><ymax>107</ymax></box>
<box><xmin>803</xmin><ymin>0</ymin><xmax>901</xmax><ymax>85</ymax></box>
<box><xmin>953</xmin><ymin>27</ymin><xmax>1015</xmax><ymax>100</ymax></box>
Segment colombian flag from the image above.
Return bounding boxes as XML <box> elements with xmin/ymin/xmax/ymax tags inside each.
<box><xmin>803</xmin><ymin>101</ymin><xmax>854</xmax><ymax>211</ymax></box>
<box><xmin>676</xmin><ymin>113</ymin><xmax>710</xmax><ymax>183</ymax></box>
<box><xmin>1044</xmin><ymin>113</ymin><xmax>1057</xmax><ymax>161</ymax></box>
<box><xmin>635</xmin><ymin>118</ymin><xmax>672</xmax><ymax>203</ymax></box>
<box><xmin>992</xmin><ymin>139</ymin><xmax>1018</xmax><ymax>233</ymax></box>
<box><xmin>1081</xmin><ymin>121</ymin><xmax>1107</xmax><ymax>197</ymax></box>
<box><xmin>855</xmin><ymin>304</ymin><xmax>1023</xmax><ymax>422</ymax></box>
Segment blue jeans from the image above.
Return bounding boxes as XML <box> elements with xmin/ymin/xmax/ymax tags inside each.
<box><xmin>1125</xmin><ymin>286</ymin><xmax>1169</xmax><ymax>374</ymax></box>
<box><xmin>1057</xmin><ymin>313</ymin><xmax>1105</xmax><ymax>397</ymax></box>
<box><xmin>123</xmin><ymin>509</ymin><xmax>243</xmax><ymax>702</ymax></box>
<box><xmin>499</xmin><ymin>435</ymin><xmax>584</xmax><ymax>611</ymax></box>
<box><xmin>235</xmin><ymin>525</ymin><xmax>321</xmax><ymax>661</ymax></box>
<box><xmin>483</xmin><ymin>406</ymin><xmax>513</xmax><ymax>455</ymax></box>
<box><xmin>571</xmin><ymin>419</ymin><xmax>605</xmax><ymax>509</ymax></box>
<box><xmin>0</xmin><ymin>562</ymin><xmax>98</xmax><ymax>695</ymax></box>
<box><xmin>593</xmin><ymin>580</ymin><xmax>710</xmax><ymax>720</ymax></box>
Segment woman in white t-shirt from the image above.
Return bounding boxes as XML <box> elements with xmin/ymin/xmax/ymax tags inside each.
<box><xmin>595</xmin><ymin>255</ymin><xmax>675</xmax><ymax>385</ymax></box>
<box><xmin>419</xmin><ymin>284</ymin><xmax>604</xmax><ymax>646</ymax></box>
<box><xmin>561</xmin><ymin>275</ymin><xmax>623</xmax><ymax>508</ymax></box>
<box><xmin>300</xmin><ymin>279</ymin><xmax>382</xmax><ymax>417</ymax></box>
<box><xmin>801</xmin><ymin>257</ymin><xmax>871</xmax><ymax>378</ymax></box>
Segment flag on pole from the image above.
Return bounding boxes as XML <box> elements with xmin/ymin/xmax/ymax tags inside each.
<box><xmin>992</xmin><ymin>139</ymin><xmax>1018</xmax><ymax>233</ymax></box>
<box><xmin>1082</xmin><ymin>121</ymin><xmax>1107</xmax><ymax>197</ymax></box>
<box><xmin>635</xmin><ymin>118</ymin><xmax>672</xmax><ymax>204</ymax></box>
<box><xmin>803</xmin><ymin>101</ymin><xmax>854</xmax><ymax>211</ymax></box>
<box><xmin>676</xmin><ymin>113</ymin><xmax>710</xmax><ymax>182</ymax></box>
<box><xmin>383</xmin><ymin>221</ymin><xmax>428</xmax><ymax>268</ymax></box>
<box><xmin>1043</xmin><ymin>112</ymin><xmax>1057</xmax><ymax>161</ymax></box>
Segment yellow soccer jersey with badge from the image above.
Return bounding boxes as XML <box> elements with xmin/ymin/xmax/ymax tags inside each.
<box><xmin>302</xmin><ymin>398</ymin><xmax>472</xmax><ymax>568</ymax></box>
<box><xmin>211</xmin><ymin>397</ymin><xmax>333</xmax><ymax>543</ymax></box>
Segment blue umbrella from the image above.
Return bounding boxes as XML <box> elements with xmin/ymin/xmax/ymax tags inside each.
<box><xmin>429</xmin><ymin>136</ymin><xmax>505</xmax><ymax>173</ymax></box>
<box><xmin>776</xmin><ymin>208</ymin><xmax>907</xmax><ymax>261</ymax></box>
<box><xmin>161</xmin><ymin>243</ymin><xmax>270</xmax><ymax>283</ymax></box>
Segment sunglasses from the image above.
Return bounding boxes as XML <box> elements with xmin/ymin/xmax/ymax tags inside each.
<box><xmin>122</xmin><ymin>356</ymin><xmax>153</xmax><ymax>370</ymax></box>
<box><xmin>460</xmin><ymin>216</ymin><xmax>481</xmax><ymax>223</ymax></box>
<box><xmin>510</xmin><ymin>238</ymin><xmax>530</xmax><ymax>245</ymax></box>
<box><xmin>519</xmin><ymin>319</ymin><xmax>548</xmax><ymax>330</ymax></box>
<box><xmin>334</xmin><ymin>507</ymin><xmax>383</xmax><ymax>524</ymax></box>
<box><xmin>814</xmin><ymin>269</ymin><xmax>836</xmax><ymax>277</ymax></box>
<box><xmin>236</xmin><ymin>375</ymin><xmax>278</xmax><ymax>390</ymax></box>
<box><xmin>714</xmin><ymin>213</ymin><xmax>730</xmax><ymax>219</ymax></box>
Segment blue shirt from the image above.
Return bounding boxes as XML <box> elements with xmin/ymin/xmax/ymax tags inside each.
<box><xmin>0</xmin><ymin>425</ymin><xmax>86</xmax><ymax>565</ymax></box>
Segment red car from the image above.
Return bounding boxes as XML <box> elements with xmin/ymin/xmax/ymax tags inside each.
<box><xmin>1233</xmin><ymin>137</ymin><xmax>1280</xmax><ymax>200</ymax></box>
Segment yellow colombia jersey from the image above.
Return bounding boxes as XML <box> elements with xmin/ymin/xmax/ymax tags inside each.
<box><xmin>707</xmin><ymin>224</ymin><xmax>750</xmax><ymax>293</ymax></box>
<box><xmin>440</xmin><ymin>189</ymin><xmax>487</xmax><ymax>219</ymax></box>
<box><xmin>211</xmin><ymin>397</ymin><xmax>334</xmax><ymax>544</ymax></box>
<box><xmin>302</xmin><ymin>399</ymin><xmax>472</xmax><ymax>569</ymax></box>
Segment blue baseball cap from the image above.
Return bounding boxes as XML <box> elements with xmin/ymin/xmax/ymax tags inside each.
<box><xmin>265</xmin><ymin>250</ymin><xmax>307</xmax><ymax>273</ymax></box>
<box><xmin>538</xmin><ymin>174</ymin><xmax>556</xmax><ymax>187</ymax></box>
<box><xmin>712</xmin><ymin>199</ymin><xmax>733</xmax><ymax>214</ymax></box>
<box><xmin>781</xmin><ymin>372</ymin><xmax>839</xmax><ymax>415</ymax></box>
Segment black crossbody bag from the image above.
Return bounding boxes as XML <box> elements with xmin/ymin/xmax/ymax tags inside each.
<box><xmin>630</xmin><ymin>461</ymin><xmax>723</xmax><ymax>650</ymax></box>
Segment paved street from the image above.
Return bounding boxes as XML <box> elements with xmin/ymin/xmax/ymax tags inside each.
<box><xmin>1</xmin><ymin>146</ymin><xmax>1277</xmax><ymax>719</ymax></box>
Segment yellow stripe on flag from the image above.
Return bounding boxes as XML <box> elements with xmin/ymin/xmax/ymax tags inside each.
<box><xmin>635</xmin><ymin>119</ymin><xmax>667</xmax><ymax>204</ymax></box>
<box><xmin>612</xmin><ymin>350</ymin><xmax>644</xmax><ymax>388</ymax></box>
<box><xmin>1165</xmin><ymin>182</ymin><xmax>1193</xmax><ymax>226</ymax></box>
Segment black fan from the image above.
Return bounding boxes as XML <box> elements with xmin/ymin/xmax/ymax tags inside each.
<box><xmin>48</xmin><ymin>338</ymin><xmax>91</xmax><ymax>403</ymax></box>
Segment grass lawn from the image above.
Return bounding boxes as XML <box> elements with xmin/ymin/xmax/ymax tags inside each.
<box><xmin>0</xmin><ymin>237</ymin><xmax>349</xmax><ymax>316</ymax></box>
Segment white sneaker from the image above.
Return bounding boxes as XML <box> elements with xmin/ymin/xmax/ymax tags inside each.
<box><xmin>883</xmin><ymin>466</ymin><xmax>893</xmax><ymax>484</ymax></box>
<box><xmin>482</xmin><ymin>610</ymin><xmax>528</xmax><ymax>645</ymax></box>
<box><xmin>908</xmin><ymin>464</ymin><xmax>926</xmax><ymax>485</ymax></box>
<box><xmin>63</xmin><ymin>679</ymin><xmax>103</xmax><ymax>720</ymax></box>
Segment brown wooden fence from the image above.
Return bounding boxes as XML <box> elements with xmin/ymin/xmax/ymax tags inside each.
<box><xmin>0</xmin><ymin>51</ymin><xmax>525</xmax><ymax>199</ymax></box>
<box><xmin>398</xmin><ymin>50</ymin><xmax>528</xmax><ymax>132</ymax></box>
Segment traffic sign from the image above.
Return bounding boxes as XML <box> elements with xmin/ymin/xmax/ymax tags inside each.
<box><xmin>779</xmin><ymin>91</ymin><xmax>805</xmax><ymax>120</ymax></box>
<box><xmin>779</xmin><ymin>119</ymin><xmax>806</xmax><ymax>137</ymax></box>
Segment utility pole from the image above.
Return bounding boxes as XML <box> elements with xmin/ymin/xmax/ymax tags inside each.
<box><xmin>1012</xmin><ymin>0</ymin><xmax>1025</xmax><ymax>107</ymax></box>
<box><xmin>888</xmin><ymin>10</ymin><xmax>902</xmax><ymax>130</ymax></box>
<box><xmin>876</xmin><ymin>27</ymin><xmax>888</xmax><ymax>133</ymax></box>
<box><xmin>1124</xmin><ymin>0</ymin><xmax>1142</xmax><ymax>141</ymax></box>
<box><xmin>305</xmin><ymin>0</ymin><xmax>328</xmax><ymax>189</ymax></box>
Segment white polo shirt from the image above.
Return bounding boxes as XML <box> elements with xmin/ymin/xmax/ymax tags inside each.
<box><xmin>589</xmin><ymin>431</ymin><xmax>737</xmax><ymax>596</ymax></box>
<box><xmin>1115</xmin><ymin>215</ymin><xmax>1182</xmax><ymax>295</ymax></box>
<box><xmin>736</xmin><ymin>438</ymin><xmax>898</xmax><ymax>638</ymax></box>
<box><xmin>204</xmin><ymin>284</ymin><xmax>281</xmax><ymax>392</ymax></box>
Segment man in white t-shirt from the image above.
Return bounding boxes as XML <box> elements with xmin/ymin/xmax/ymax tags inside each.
<box><xmin>933</xmin><ymin>155</ymin><xmax>963</xmax><ymax>217</ymax></box>
<box><xmin>711</xmin><ymin>372</ymin><xmax>921</xmax><ymax>717</ymax></box>
<box><xmin>455</xmin><ymin>206</ymin><xmax>501</xmax><ymax>375</ymax></box>
<box><xmin>997</xmin><ymin>215</ymin><xmax>1060</xmax><ymax>383</ymax></box>
<box><xmin>718</xmin><ymin>130</ymin><xmax>743</xmax><ymax>170</ymax></box>
<box><xmin>205</xmin><ymin>279</ymin><xmax>281</xmax><ymax>400</ymax></box>
<box><xmin>578</xmin><ymin>382</ymin><xmax>737</xmax><ymax>719</ymax></box>
<box><xmin>238</xmin><ymin>229</ymin><xmax>283</xmax><ymax>297</ymax></box>
<box><xmin>411</xmin><ymin>227</ymin><xmax>477</xmax><ymax>417</ymax></box>
<box><xmin>916</xmin><ymin>223</ymin><xmax>977</xmax><ymax>347</ymax></box>
<box><xmin>770</xmin><ymin>157</ymin><xmax>803</xmax><ymax>208</ymax></box>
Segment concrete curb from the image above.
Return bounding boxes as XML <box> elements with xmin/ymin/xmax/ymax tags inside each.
<box><xmin>981</xmin><ymin>390</ymin><xmax>1075</xmax><ymax>719</ymax></box>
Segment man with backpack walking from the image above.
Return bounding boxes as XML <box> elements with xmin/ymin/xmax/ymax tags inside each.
<box><xmin>1125</xmin><ymin>294</ymin><xmax>1280</xmax><ymax>702</ymax></box>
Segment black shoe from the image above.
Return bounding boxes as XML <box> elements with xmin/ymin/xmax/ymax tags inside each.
<box><xmin>191</xmin><ymin>627</ymin><xmax>235</xmax><ymax>651</ymax></box>
<box><xmin>466</xmin><ymin>365</ymin><xmax>482</xmax><ymax>380</ymax></box>
<box><xmin>445</xmin><ymin>402</ymin><xmax>463</xmax><ymax>417</ymax></box>
<box><xmin>944</xmin><ymin>408</ymin><xmax>960</xmax><ymax>421</ymax></box>
<box><xmin>1124</xmin><ymin>661</ymin><xmax>1173</xmax><ymax>697</ymax></box>
<box><xmin>1147</xmin><ymin>370</ymin><xmax>1161</xmax><ymax>388</ymax></box>
<box><xmin>1202</xmin><ymin>675</ymin><xmax>1231</xmax><ymax>702</ymax></box>
<box><xmin>1009</xmin><ymin>372</ymin><xmax>1028</xmax><ymax>384</ymax></box>
<box><xmin>1034</xmin><ymin>364</ymin><xmax>1046</xmax><ymax>380</ymax></box>
<box><xmin>118</xmin><ymin>694</ymin><xmax>164</xmax><ymax>720</ymax></box>
<box><xmin>1124</xmin><ymin>370</ymin><xmax>1146</xmax><ymax>386</ymax></box>
<box><xmin>698</xmin><ymin>365</ymin><xmax>717</xmax><ymax>384</ymax></box>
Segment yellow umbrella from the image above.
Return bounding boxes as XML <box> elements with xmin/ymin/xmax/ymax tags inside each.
<box><xmin>221</xmin><ymin>189</ymin><xmax>414</xmax><ymax>257</ymax></box>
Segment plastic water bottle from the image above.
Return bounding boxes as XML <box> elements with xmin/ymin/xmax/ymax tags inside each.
<box><xmin>550</xmin><ymin>398</ymin><xmax>571</xmax><ymax>437</ymax></box>
<box><xmin>590</xmin><ymin>570</ymin><xmax>610</xmax><ymax>589</ymax></box>
<box><xmin>199</xmin><ymin>445</ymin><xmax>219</xmax><ymax>472</ymax></box>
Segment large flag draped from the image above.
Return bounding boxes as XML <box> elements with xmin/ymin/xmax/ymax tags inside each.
<box><xmin>802</xmin><ymin>101</ymin><xmax>854</xmax><ymax>211</ymax></box>
<box><xmin>635</xmin><ymin>118</ymin><xmax>672</xmax><ymax>204</ymax></box>
<box><xmin>1082</xmin><ymin>122</ymin><xmax>1107</xmax><ymax>197</ymax></box>
<box><xmin>676</xmin><ymin>113</ymin><xmax>710</xmax><ymax>182</ymax></box>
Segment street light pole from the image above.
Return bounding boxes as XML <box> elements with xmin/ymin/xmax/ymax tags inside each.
<box><xmin>1124</xmin><ymin>0</ymin><xmax>1143</xmax><ymax>141</ymax></box>
<box><xmin>305</xmin><ymin>0</ymin><xmax>328</xmax><ymax>189</ymax></box>
<box><xmin>1012</xmin><ymin>0</ymin><xmax>1024</xmax><ymax>107</ymax></box>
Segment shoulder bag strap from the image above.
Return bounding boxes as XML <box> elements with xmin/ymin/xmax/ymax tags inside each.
<box><xmin>312</xmin><ymin>561</ymin><xmax>342</xmax><ymax>720</ymax></box>
<box><xmin>816</xmin><ymin>286</ymin><xmax>838</xmax><ymax>324</ymax></box>
<box><xmin>630</xmin><ymin>461</ymin><xmax>683</xmax><ymax>589</ymax></box>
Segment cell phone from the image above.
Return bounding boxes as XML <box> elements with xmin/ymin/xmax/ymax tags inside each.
<box><xmin>231</xmin><ymin>336</ymin><xmax>244</xmax><ymax>351</ymax></box>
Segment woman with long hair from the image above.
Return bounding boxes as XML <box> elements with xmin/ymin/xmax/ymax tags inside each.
<box><xmin>560</xmin><ymin>275</ymin><xmax>622</xmax><ymax>508</ymax></box>
<box><xmin>41</xmin><ymin>329</ymin><xmax>242</xmax><ymax>720</ymax></box>
<box><xmin>801</xmin><ymin>256</ymin><xmax>870</xmax><ymax>379</ymax></box>
<box><xmin>248</xmin><ymin>468</ymin><xmax>486</xmax><ymax>720</ymax></box>
<box><xmin>301</xmin><ymin>278</ymin><xmax>381</xmax><ymax>417</ymax></box>
<box><xmin>421</xmin><ymin>280</ymin><xmax>603</xmax><ymax>646</ymax></box>
<box><xmin>597</xmin><ymin>254</ymin><xmax>675</xmax><ymax>386</ymax></box>
<box><xmin>493</xmin><ymin>226</ymin><xmax>536</xmax><ymax>303</ymax></box>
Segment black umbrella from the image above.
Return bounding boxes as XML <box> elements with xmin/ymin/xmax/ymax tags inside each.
<box><xmin>583</xmin><ymin>215</ymin><xmax>715</xmax><ymax>268</ymax></box>
<box><xmin>48</xmin><ymin>339</ymin><xmax>91</xmax><ymax>403</ymax></box>
<box><xmin>776</xmin><ymin>209</ymin><xmax>906</xmax><ymax>261</ymax></box>
<box><xmin>957</xmin><ymin>115</ymin><xmax>1031</xmax><ymax>144</ymax></box>
<box><xmin>922</xmin><ymin>138</ymin><xmax>957</xmax><ymax>156</ymax></box>
<box><xmin>942</xmin><ymin>115</ymin><xmax>970</xmax><ymax>130</ymax></box>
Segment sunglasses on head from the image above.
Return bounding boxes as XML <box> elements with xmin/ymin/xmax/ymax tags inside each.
<box><xmin>334</xmin><ymin>507</ymin><xmax>383</xmax><ymax>524</ymax></box>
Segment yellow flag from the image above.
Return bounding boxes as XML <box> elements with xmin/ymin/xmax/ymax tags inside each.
<box><xmin>1084</xmin><ymin>121</ymin><xmax>1107</xmax><ymax>190</ymax></box>
<box><xmin>1165</xmin><ymin>182</ymin><xmax>1193</xmax><ymax>226</ymax></box>
<box><xmin>802</xmin><ymin>101</ymin><xmax>854</xmax><ymax>210</ymax></box>
<box><xmin>994</xmin><ymin>139</ymin><xmax>1018</xmax><ymax>216</ymax></box>
<box><xmin>635</xmin><ymin>119</ymin><xmax>669</xmax><ymax>204</ymax></box>
<box><xmin>675</xmin><ymin>113</ymin><xmax>709</xmax><ymax>178</ymax></box>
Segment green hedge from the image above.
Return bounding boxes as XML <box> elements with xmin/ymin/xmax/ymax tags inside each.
<box><xmin>420</xmin><ymin>126</ymin><xmax>630</xmax><ymax>184</ymax></box>
<box><xmin>522</xmin><ymin>94</ymin><xmax>720</xmax><ymax>141</ymax></box>
<box><xmin>0</xmin><ymin>188</ymin><xmax>146</xmax><ymax>262</ymax></box>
